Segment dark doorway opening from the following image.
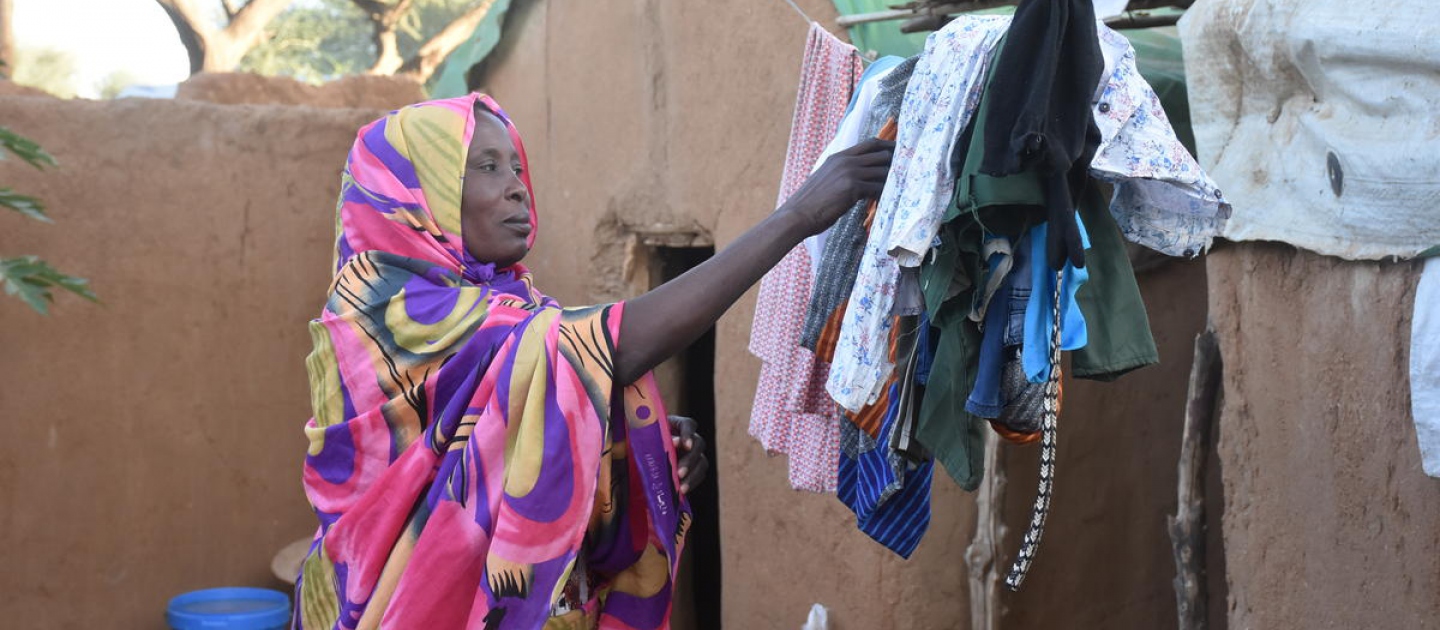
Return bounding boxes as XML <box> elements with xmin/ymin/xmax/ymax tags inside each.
<box><xmin>646</xmin><ymin>245</ymin><xmax>721</xmax><ymax>630</ymax></box>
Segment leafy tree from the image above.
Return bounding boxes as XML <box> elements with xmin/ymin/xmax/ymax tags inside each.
<box><xmin>353</xmin><ymin>0</ymin><xmax>495</xmax><ymax>81</ymax></box>
<box><xmin>0</xmin><ymin>127</ymin><xmax>96</xmax><ymax>314</ymax></box>
<box><xmin>239</xmin><ymin>0</ymin><xmax>371</xmax><ymax>82</ymax></box>
<box><xmin>239</xmin><ymin>0</ymin><xmax>496</xmax><ymax>85</ymax></box>
<box><xmin>11</xmin><ymin>47</ymin><xmax>79</xmax><ymax>99</ymax></box>
<box><xmin>96</xmin><ymin>69</ymin><xmax>144</xmax><ymax>99</ymax></box>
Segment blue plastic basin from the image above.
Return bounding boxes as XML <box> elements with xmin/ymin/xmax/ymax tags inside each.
<box><xmin>166</xmin><ymin>587</ymin><xmax>290</xmax><ymax>630</ymax></box>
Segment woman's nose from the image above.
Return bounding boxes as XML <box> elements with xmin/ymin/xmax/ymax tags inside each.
<box><xmin>506</xmin><ymin>184</ymin><xmax>529</xmax><ymax>204</ymax></box>
<box><xmin>507</xmin><ymin>180</ymin><xmax>528</xmax><ymax>204</ymax></box>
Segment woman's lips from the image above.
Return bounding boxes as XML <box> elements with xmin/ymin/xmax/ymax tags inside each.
<box><xmin>503</xmin><ymin>217</ymin><xmax>532</xmax><ymax>235</ymax></box>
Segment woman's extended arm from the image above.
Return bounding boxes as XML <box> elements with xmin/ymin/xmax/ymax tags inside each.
<box><xmin>613</xmin><ymin>138</ymin><xmax>894</xmax><ymax>385</ymax></box>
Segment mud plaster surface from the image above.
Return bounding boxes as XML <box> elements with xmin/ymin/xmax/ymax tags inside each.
<box><xmin>1207</xmin><ymin>243</ymin><xmax>1439</xmax><ymax>630</ymax></box>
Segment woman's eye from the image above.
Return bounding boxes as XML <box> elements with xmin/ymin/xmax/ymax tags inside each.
<box><xmin>513</xmin><ymin>167</ymin><xmax>525</xmax><ymax>176</ymax></box>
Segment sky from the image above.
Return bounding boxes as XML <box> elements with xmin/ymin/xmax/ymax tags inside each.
<box><xmin>14</xmin><ymin>0</ymin><xmax>191</xmax><ymax>98</ymax></box>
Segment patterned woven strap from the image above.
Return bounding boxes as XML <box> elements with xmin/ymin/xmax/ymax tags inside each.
<box><xmin>1004</xmin><ymin>268</ymin><xmax>1064</xmax><ymax>591</ymax></box>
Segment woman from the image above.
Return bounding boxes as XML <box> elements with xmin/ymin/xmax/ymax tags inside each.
<box><xmin>296</xmin><ymin>94</ymin><xmax>891</xmax><ymax>629</ymax></box>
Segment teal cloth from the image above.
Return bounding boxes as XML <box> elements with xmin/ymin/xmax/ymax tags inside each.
<box><xmin>429</xmin><ymin>0</ymin><xmax>516</xmax><ymax>97</ymax></box>
<box><xmin>830</xmin><ymin>0</ymin><xmax>929</xmax><ymax>59</ymax></box>
<box><xmin>1022</xmin><ymin>219</ymin><xmax>1092</xmax><ymax>383</ymax></box>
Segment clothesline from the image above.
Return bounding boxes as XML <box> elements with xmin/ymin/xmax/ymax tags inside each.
<box><xmin>777</xmin><ymin>0</ymin><xmax>879</xmax><ymax>64</ymax></box>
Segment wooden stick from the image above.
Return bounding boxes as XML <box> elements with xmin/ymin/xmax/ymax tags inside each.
<box><xmin>836</xmin><ymin>1</ymin><xmax>1189</xmax><ymax>29</ymax></box>
<box><xmin>1168</xmin><ymin>327</ymin><xmax>1222</xmax><ymax>630</ymax></box>
<box><xmin>836</xmin><ymin>2</ymin><xmax>1011</xmax><ymax>27</ymax></box>
<box><xmin>965</xmin><ymin>436</ymin><xmax>1007</xmax><ymax>630</ymax></box>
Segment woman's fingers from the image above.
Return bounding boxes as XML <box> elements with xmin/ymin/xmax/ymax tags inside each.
<box><xmin>841</xmin><ymin>137</ymin><xmax>896</xmax><ymax>157</ymax></box>
<box><xmin>680</xmin><ymin>433</ymin><xmax>708</xmax><ymax>494</ymax></box>
<box><xmin>678</xmin><ymin>437</ymin><xmax>703</xmax><ymax>477</ymax></box>
<box><xmin>669</xmin><ymin>414</ymin><xmax>696</xmax><ymax>450</ymax></box>
<box><xmin>666</xmin><ymin>414</ymin><xmax>709</xmax><ymax>494</ymax></box>
<box><xmin>780</xmin><ymin>136</ymin><xmax>896</xmax><ymax>235</ymax></box>
<box><xmin>855</xmin><ymin>164</ymin><xmax>892</xmax><ymax>182</ymax></box>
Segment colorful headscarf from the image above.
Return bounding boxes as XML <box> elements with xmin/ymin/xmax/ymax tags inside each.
<box><xmin>297</xmin><ymin>94</ymin><xmax>689</xmax><ymax>629</ymax></box>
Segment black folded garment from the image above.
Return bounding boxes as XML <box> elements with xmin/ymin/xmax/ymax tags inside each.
<box><xmin>980</xmin><ymin>0</ymin><xmax>1105</xmax><ymax>270</ymax></box>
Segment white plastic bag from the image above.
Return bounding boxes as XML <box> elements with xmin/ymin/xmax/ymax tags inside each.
<box><xmin>801</xmin><ymin>603</ymin><xmax>829</xmax><ymax>630</ymax></box>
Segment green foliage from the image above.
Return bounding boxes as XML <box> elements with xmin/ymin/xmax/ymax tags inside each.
<box><xmin>96</xmin><ymin>70</ymin><xmax>144</xmax><ymax>100</ymax></box>
<box><xmin>241</xmin><ymin>0</ymin><xmax>474</xmax><ymax>83</ymax></box>
<box><xmin>0</xmin><ymin>128</ymin><xmax>57</xmax><ymax>222</ymax></box>
<box><xmin>11</xmin><ymin>47</ymin><xmax>79</xmax><ymax>99</ymax></box>
<box><xmin>0</xmin><ymin>256</ymin><xmax>98</xmax><ymax>315</ymax></box>
<box><xmin>0</xmin><ymin>127</ymin><xmax>95</xmax><ymax>314</ymax></box>
<box><xmin>0</xmin><ymin>188</ymin><xmax>49</xmax><ymax>223</ymax></box>
<box><xmin>241</xmin><ymin>0</ymin><xmax>371</xmax><ymax>82</ymax></box>
<box><xmin>0</xmin><ymin>127</ymin><xmax>59</xmax><ymax>170</ymax></box>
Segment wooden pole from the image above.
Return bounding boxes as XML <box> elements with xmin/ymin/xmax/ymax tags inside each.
<box><xmin>1168</xmin><ymin>327</ymin><xmax>1222</xmax><ymax>630</ymax></box>
<box><xmin>836</xmin><ymin>0</ymin><xmax>1189</xmax><ymax>29</ymax></box>
<box><xmin>965</xmin><ymin>437</ymin><xmax>1006</xmax><ymax>630</ymax></box>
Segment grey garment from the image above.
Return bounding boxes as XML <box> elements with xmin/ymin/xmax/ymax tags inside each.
<box><xmin>863</xmin><ymin>55</ymin><xmax>920</xmax><ymax>138</ymax></box>
<box><xmin>995</xmin><ymin>353</ymin><xmax>1045</xmax><ymax>433</ymax></box>
<box><xmin>801</xmin><ymin>56</ymin><xmax>920</xmax><ymax>350</ymax></box>
<box><xmin>894</xmin><ymin>268</ymin><xmax>926</xmax><ymax>316</ymax></box>
<box><xmin>889</xmin><ymin>315</ymin><xmax>931</xmax><ymax>462</ymax></box>
<box><xmin>968</xmin><ymin>236</ymin><xmax>1014</xmax><ymax>323</ymax></box>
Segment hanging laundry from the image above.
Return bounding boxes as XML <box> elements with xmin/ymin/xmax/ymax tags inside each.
<box><xmin>837</xmin><ymin>309</ymin><xmax>937</xmax><ymax>558</ymax></box>
<box><xmin>827</xmin><ymin>16</ymin><xmax>1010</xmax><ymax>413</ymax></box>
<box><xmin>802</xmin><ymin>55</ymin><xmax>907</xmax><ymax>279</ymax></box>
<box><xmin>916</xmin><ymin>26</ymin><xmax>1161</xmax><ymax>492</ymax></box>
<box><xmin>1022</xmin><ymin>220</ymin><xmax>1090</xmax><ymax>382</ymax></box>
<box><xmin>1412</xmin><ymin>257</ymin><xmax>1440</xmax><ymax>478</ymax></box>
<box><xmin>965</xmin><ymin>239</ymin><xmax>1020</xmax><ymax>418</ymax></box>
<box><xmin>748</xmin><ymin>22</ymin><xmax>863</xmax><ymax>493</ymax></box>
<box><xmin>829</xmin><ymin>15</ymin><xmax>1228</xmax><ymax>415</ymax></box>
<box><xmin>803</xmin><ymin>58</ymin><xmax>919</xmax><ymax>352</ymax></box>
<box><xmin>979</xmin><ymin>0</ymin><xmax>1105</xmax><ymax>270</ymax></box>
<box><xmin>1070</xmin><ymin>183</ymin><xmax>1160</xmax><ymax>381</ymax></box>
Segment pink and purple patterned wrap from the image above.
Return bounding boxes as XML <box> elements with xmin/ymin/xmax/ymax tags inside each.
<box><xmin>297</xmin><ymin>93</ymin><xmax>690</xmax><ymax>629</ymax></box>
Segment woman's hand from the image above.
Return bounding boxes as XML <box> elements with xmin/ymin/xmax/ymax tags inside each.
<box><xmin>613</xmin><ymin>139</ymin><xmax>892</xmax><ymax>386</ymax></box>
<box><xmin>780</xmin><ymin>138</ymin><xmax>896</xmax><ymax>235</ymax></box>
<box><xmin>668</xmin><ymin>415</ymin><xmax>709</xmax><ymax>495</ymax></box>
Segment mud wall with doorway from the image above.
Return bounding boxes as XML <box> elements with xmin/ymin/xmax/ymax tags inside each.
<box><xmin>478</xmin><ymin>1</ymin><xmax>1218</xmax><ymax>627</ymax></box>
<box><xmin>0</xmin><ymin>3</ymin><xmax>1225</xmax><ymax>627</ymax></box>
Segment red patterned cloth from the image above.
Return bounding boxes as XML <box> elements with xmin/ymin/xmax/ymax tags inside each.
<box><xmin>748</xmin><ymin>23</ymin><xmax>861</xmax><ymax>493</ymax></box>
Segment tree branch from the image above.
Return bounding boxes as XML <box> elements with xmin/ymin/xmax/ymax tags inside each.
<box><xmin>350</xmin><ymin>0</ymin><xmax>392</xmax><ymax>19</ymax></box>
<box><xmin>355</xmin><ymin>0</ymin><xmax>414</xmax><ymax>76</ymax></box>
<box><xmin>1169</xmin><ymin>327</ymin><xmax>1223</xmax><ymax>630</ymax></box>
<box><xmin>214</xmin><ymin>0</ymin><xmax>293</xmax><ymax>67</ymax></box>
<box><xmin>154</xmin><ymin>0</ymin><xmax>213</xmax><ymax>74</ymax></box>
<box><xmin>220</xmin><ymin>0</ymin><xmax>239</xmax><ymax>21</ymax></box>
<box><xmin>398</xmin><ymin>0</ymin><xmax>497</xmax><ymax>82</ymax></box>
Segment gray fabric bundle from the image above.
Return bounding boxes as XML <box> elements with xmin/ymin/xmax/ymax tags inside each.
<box><xmin>801</xmin><ymin>56</ymin><xmax>920</xmax><ymax>350</ymax></box>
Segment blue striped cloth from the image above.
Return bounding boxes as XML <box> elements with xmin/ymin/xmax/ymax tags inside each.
<box><xmin>836</xmin><ymin>318</ymin><xmax>936</xmax><ymax>558</ymax></box>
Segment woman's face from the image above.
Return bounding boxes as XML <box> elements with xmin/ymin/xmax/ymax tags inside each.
<box><xmin>461</xmin><ymin>111</ymin><xmax>531</xmax><ymax>267</ymax></box>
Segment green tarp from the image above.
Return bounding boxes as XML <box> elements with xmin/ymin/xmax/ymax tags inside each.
<box><xmin>429</xmin><ymin>0</ymin><xmax>516</xmax><ymax>98</ymax></box>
